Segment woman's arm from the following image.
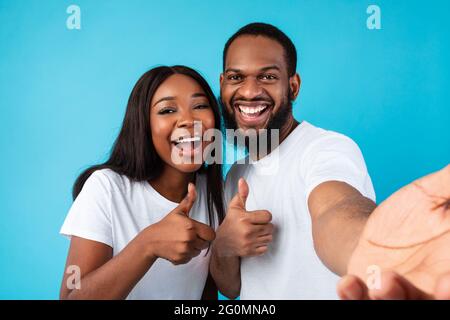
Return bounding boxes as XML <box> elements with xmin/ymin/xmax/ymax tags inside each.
<box><xmin>60</xmin><ymin>235</ymin><xmax>156</xmax><ymax>300</ymax></box>
<box><xmin>60</xmin><ymin>185</ymin><xmax>216</xmax><ymax>299</ymax></box>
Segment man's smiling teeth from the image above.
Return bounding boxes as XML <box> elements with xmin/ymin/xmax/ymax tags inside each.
<box><xmin>237</xmin><ymin>105</ymin><xmax>268</xmax><ymax>115</ymax></box>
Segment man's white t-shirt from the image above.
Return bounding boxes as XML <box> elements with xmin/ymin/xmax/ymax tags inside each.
<box><xmin>60</xmin><ymin>169</ymin><xmax>213</xmax><ymax>300</ymax></box>
<box><xmin>224</xmin><ymin>121</ymin><xmax>376</xmax><ymax>299</ymax></box>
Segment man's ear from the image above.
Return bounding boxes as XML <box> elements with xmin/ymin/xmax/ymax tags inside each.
<box><xmin>289</xmin><ymin>73</ymin><xmax>301</xmax><ymax>100</ymax></box>
<box><xmin>220</xmin><ymin>73</ymin><xmax>224</xmax><ymax>88</ymax></box>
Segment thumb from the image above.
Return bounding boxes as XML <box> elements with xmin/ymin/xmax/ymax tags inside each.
<box><xmin>229</xmin><ymin>178</ymin><xmax>249</xmax><ymax>210</ymax></box>
<box><xmin>178</xmin><ymin>182</ymin><xmax>197</xmax><ymax>216</ymax></box>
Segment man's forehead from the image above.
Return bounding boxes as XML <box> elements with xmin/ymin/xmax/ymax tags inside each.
<box><xmin>225</xmin><ymin>35</ymin><xmax>286</xmax><ymax>72</ymax></box>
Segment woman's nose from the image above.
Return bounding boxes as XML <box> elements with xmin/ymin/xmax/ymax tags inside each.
<box><xmin>176</xmin><ymin>110</ymin><xmax>195</xmax><ymax>128</ymax></box>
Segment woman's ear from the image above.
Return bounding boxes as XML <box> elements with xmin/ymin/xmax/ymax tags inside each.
<box><xmin>289</xmin><ymin>73</ymin><xmax>301</xmax><ymax>101</ymax></box>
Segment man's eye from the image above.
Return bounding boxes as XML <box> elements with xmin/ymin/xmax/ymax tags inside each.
<box><xmin>228</xmin><ymin>75</ymin><xmax>242</xmax><ymax>81</ymax></box>
<box><xmin>260</xmin><ymin>74</ymin><xmax>277</xmax><ymax>80</ymax></box>
<box><xmin>158</xmin><ymin>108</ymin><xmax>176</xmax><ymax>115</ymax></box>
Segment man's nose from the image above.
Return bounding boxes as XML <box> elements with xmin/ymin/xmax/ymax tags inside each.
<box><xmin>238</xmin><ymin>77</ymin><xmax>264</xmax><ymax>100</ymax></box>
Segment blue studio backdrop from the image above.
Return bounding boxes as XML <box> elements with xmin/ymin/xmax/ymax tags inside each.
<box><xmin>0</xmin><ymin>0</ymin><xmax>449</xmax><ymax>299</ymax></box>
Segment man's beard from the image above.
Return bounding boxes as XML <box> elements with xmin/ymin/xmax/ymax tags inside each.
<box><xmin>219</xmin><ymin>89</ymin><xmax>293</xmax><ymax>151</ymax></box>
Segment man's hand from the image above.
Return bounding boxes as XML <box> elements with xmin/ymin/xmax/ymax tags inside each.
<box><xmin>215</xmin><ymin>178</ymin><xmax>274</xmax><ymax>257</ymax></box>
<box><xmin>338</xmin><ymin>165</ymin><xmax>450</xmax><ymax>300</ymax></box>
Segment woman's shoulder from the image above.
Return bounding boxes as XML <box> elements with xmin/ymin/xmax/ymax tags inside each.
<box><xmin>86</xmin><ymin>168</ymin><xmax>134</xmax><ymax>194</ymax></box>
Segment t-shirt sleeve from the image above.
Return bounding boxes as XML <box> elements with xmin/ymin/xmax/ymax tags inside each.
<box><xmin>301</xmin><ymin>133</ymin><xmax>376</xmax><ymax>204</ymax></box>
<box><xmin>60</xmin><ymin>170</ymin><xmax>113</xmax><ymax>247</ymax></box>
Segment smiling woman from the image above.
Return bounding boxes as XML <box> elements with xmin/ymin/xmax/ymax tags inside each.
<box><xmin>59</xmin><ymin>66</ymin><xmax>225</xmax><ymax>300</ymax></box>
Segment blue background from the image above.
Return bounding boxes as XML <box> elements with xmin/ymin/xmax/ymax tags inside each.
<box><xmin>0</xmin><ymin>0</ymin><xmax>449</xmax><ymax>299</ymax></box>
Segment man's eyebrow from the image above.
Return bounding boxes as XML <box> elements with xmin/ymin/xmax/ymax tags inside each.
<box><xmin>225</xmin><ymin>65</ymin><xmax>281</xmax><ymax>73</ymax></box>
<box><xmin>225</xmin><ymin>68</ymin><xmax>241</xmax><ymax>73</ymax></box>
<box><xmin>260</xmin><ymin>65</ymin><xmax>281</xmax><ymax>72</ymax></box>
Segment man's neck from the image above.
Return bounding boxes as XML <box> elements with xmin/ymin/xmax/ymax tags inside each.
<box><xmin>279</xmin><ymin>114</ymin><xmax>299</xmax><ymax>145</ymax></box>
<box><xmin>249</xmin><ymin>114</ymin><xmax>299</xmax><ymax>161</ymax></box>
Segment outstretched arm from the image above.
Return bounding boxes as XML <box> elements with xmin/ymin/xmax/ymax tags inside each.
<box><xmin>308</xmin><ymin>181</ymin><xmax>376</xmax><ymax>276</ymax></box>
<box><xmin>337</xmin><ymin>165</ymin><xmax>450</xmax><ymax>299</ymax></box>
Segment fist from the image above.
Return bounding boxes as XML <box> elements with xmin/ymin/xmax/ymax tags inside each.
<box><xmin>215</xmin><ymin>178</ymin><xmax>274</xmax><ymax>257</ymax></box>
<box><xmin>141</xmin><ymin>183</ymin><xmax>216</xmax><ymax>265</ymax></box>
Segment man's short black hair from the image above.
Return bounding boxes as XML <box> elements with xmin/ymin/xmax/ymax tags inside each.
<box><xmin>223</xmin><ymin>22</ymin><xmax>297</xmax><ymax>77</ymax></box>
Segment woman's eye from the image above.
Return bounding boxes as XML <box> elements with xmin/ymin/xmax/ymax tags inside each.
<box><xmin>194</xmin><ymin>104</ymin><xmax>210</xmax><ymax>110</ymax></box>
<box><xmin>158</xmin><ymin>108</ymin><xmax>176</xmax><ymax>115</ymax></box>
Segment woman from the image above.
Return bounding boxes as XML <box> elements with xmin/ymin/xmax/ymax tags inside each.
<box><xmin>59</xmin><ymin>66</ymin><xmax>225</xmax><ymax>299</ymax></box>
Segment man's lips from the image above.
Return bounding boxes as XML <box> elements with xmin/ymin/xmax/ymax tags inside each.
<box><xmin>233</xmin><ymin>101</ymin><xmax>273</xmax><ymax>126</ymax></box>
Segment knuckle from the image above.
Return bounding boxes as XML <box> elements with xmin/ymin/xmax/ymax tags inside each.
<box><xmin>177</xmin><ymin>242</ymin><xmax>190</xmax><ymax>254</ymax></box>
<box><xmin>185</xmin><ymin>220</ymin><xmax>195</xmax><ymax>230</ymax></box>
<box><xmin>263</xmin><ymin>210</ymin><xmax>272</xmax><ymax>221</ymax></box>
<box><xmin>242</xmin><ymin>229</ymin><xmax>252</xmax><ymax>240</ymax></box>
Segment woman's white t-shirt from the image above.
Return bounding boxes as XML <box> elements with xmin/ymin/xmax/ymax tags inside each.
<box><xmin>60</xmin><ymin>169</ymin><xmax>213</xmax><ymax>300</ymax></box>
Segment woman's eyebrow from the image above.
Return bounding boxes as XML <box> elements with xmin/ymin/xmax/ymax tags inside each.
<box><xmin>153</xmin><ymin>93</ymin><xmax>206</xmax><ymax>107</ymax></box>
<box><xmin>191</xmin><ymin>93</ymin><xmax>207</xmax><ymax>98</ymax></box>
<box><xmin>153</xmin><ymin>96</ymin><xmax>175</xmax><ymax>107</ymax></box>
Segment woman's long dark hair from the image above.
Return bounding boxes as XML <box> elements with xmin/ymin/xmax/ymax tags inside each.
<box><xmin>72</xmin><ymin>65</ymin><xmax>225</xmax><ymax>226</ymax></box>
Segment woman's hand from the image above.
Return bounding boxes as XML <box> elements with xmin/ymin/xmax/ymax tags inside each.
<box><xmin>139</xmin><ymin>183</ymin><xmax>216</xmax><ymax>265</ymax></box>
<box><xmin>338</xmin><ymin>165</ymin><xmax>450</xmax><ymax>299</ymax></box>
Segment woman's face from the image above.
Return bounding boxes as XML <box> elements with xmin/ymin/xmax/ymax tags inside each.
<box><xmin>150</xmin><ymin>74</ymin><xmax>215</xmax><ymax>173</ymax></box>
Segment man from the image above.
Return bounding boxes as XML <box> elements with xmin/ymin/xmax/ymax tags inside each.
<box><xmin>210</xmin><ymin>22</ymin><xmax>450</xmax><ymax>299</ymax></box>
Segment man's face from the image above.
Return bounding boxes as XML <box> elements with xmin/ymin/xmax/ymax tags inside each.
<box><xmin>220</xmin><ymin>35</ymin><xmax>298</xmax><ymax>133</ymax></box>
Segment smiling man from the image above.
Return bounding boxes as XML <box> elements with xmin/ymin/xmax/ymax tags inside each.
<box><xmin>210</xmin><ymin>23</ymin><xmax>450</xmax><ymax>300</ymax></box>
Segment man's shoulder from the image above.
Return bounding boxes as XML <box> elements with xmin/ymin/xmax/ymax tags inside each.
<box><xmin>296</xmin><ymin>121</ymin><xmax>352</xmax><ymax>144</ymax></box>
<box><xmin>294</xmin><ymin>121</ymin><xmax>359</xmax><ymax>155</ymax></box>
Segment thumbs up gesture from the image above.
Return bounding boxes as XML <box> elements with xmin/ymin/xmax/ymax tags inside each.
<box><xmin>139</xmin><ymin>183</ymin><xmax>216</xmax><ymax>265</ymax></box>
<box><xmin>215</xmin><ymin>178</ymin><xmax>274</xmax><ymax>257</ymax></box>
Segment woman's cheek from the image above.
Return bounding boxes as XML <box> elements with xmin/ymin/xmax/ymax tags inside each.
<box><xmin>150</xmin><ymin>121</ymin><xmax>172</xmax><ymax>155</ymax></box>
<box><xmin>201</xmin><ymin>111</ymin><xmax>215</xmax><ymax>131</ymax></box>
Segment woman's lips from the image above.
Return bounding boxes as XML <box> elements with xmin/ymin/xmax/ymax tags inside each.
<box><xmin>171</xmin><ymin>137</ymin><xmax>203</xmax><ymax>159</ymax></box>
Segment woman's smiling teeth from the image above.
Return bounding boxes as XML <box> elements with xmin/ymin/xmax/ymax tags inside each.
<box><xmin>173</xmin><ymin>136</ymin><xmax>201</xmax><ymax>145</ymax></box>
<box><xmin>171</xmin><ymin>135</ymin><xmax>203</xmax><ymax>158</ymax></box>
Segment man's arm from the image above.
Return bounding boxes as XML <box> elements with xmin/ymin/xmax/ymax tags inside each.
<box><xmin>308</xmin><ymin>180</ymin><xmax>376</xmax><ymax>276</ymax></box>
<box><xmin>337</xmin><ymin>165</ymin><xmax>450</xmax><ymax>300</ymax></box>
<box><xmin>210</xmin><ymin>178</ymin><xmax>273</xmax><ymax>299</ymax></box>
<box><xmin>210</xmin><ymin>247</ymin><xmax>241</xmax><ymax>299</ymax></box>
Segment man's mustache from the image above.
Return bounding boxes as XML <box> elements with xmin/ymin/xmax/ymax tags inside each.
<box><xmin>230</xmin><ymin>95</ymin><xmax>274</xmax><ymax>106</ymax></box>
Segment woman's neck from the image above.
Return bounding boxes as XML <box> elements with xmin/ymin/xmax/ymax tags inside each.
<box><xmin>149</xmin><ymin>166</ymin><xmax>195</xmax><ymax>203</ymax></box>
